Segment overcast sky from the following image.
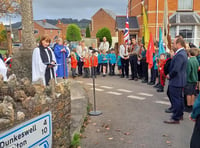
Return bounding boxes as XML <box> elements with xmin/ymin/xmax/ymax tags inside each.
<box><xmin>1</xmin><ymin>0</ymin><xmax>128</xmax><ymax>24</ymax></box>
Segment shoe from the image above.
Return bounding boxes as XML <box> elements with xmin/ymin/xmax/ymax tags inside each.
<box><xmin>148</xmin><ymin>82</ymin><xmax>154</xmax><ymax>85</ymax></box>
<box><xmin>103</xmin><ymin>74</ymin><xmax>106</xmax><ymax>77</ymax></box>
<box><xmin>129</xmin><ymin>78</ymin><xmax>134</xmax><ymax>80</ymax></box>
<box><xmin>157</xmin><ymin>88</ymin><xmax>164</xmax><ymax>92</ymax></box>
<box><xmin>163</xmin><ymin>119</ymin><xmax>180</xmax><ymax>124</ymax></box>
<box><xmin>165</xmin><ymin>108</ymin><xmax>173</xmax><ymax>113</ymax></box>
<box><xmin>121</xmin><ymin>75</ymin><xmax>124</xmax><ymax>78</ymax></box>
<box><xmin>134</xmin><ymin>78</ymin><xmax>138</xmax><ymax>81</ymax></box>
<box><xmin>184</xmin><ymin>107</ymin><xmax>193</xmax><ymax>113</ymax></box>
<box><xmin>154</xmin><ymin>83</ymin><xmax>160</xmax><ymax>88</ymax></box>
<box><xmin>126</xmin><ymin>76</ymin><xmax>129</xmax><ymax>78</ymax></box>
<box><xmin>180</xmin><ymin>116</ymin><xmax>184</xmax><ymax>121</ymax></box>
<box><xmin>142</xmin><ymin>80</ymin><xmax>148</xmax><ymax>83</ymax></box>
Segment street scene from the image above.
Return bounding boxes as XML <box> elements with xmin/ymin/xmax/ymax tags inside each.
<box><xmin>0</xmin><ymin>0</ymin><xmax>200</xmax><ymax>148</ymax></box>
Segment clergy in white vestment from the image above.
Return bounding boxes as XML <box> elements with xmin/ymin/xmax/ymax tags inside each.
<box><xmin>0</xmin><ymin>58</ymin><xmax>7</xmax><ymax>81</ymax></box>
<box><xmin>32</xmin><ymin>35</ymin><xmax>57</xmax><ymax>86</ymax></box>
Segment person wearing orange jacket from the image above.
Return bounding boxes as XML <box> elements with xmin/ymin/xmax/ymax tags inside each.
<box><xmin>71</xmin><ymin>52</ymin><xmax>78</xmax><ymax>78</ymax></box>
<box><xmin>90</xmin><ymin>50</ymin><xmax>98</xmax><ymax>78</ymax></box>
<box><xmin>83</xmin><ymin>53</ymin><xmax>90</xmax><ymax>78</ymax></box>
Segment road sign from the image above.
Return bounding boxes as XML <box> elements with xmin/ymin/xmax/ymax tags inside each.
<box><xmin>0</xmin><ymin>111</ymin><xmax>52</xmax><ymax>148</ymax></box>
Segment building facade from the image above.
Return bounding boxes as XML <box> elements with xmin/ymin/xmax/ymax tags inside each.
<box><xmin>90</xmin><ymin>8</ymin><xmax>117</xmax><ymax>38</ymax></box>
<box><xmin>56</xmin><ymin>20</ymin><xmax>68</xmax><ymax>40</ymax></box>
<box><xmin>128</xmin><ymin>0</ymin><xmax>200</xmax><ymax>46</ymax></box>
<box><xmin>19</xmin><ymin>20</ymin><xmax>62</xmax><ymax>43</ymax></box>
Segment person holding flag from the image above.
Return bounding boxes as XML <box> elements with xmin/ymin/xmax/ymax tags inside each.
<box><xmin>119</xmin><ymin>9</ymin><xmax>130</xmax><ymax>78</ymax></box>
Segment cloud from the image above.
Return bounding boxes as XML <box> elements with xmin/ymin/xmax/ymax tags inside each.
<box><xmin>0</xmin><ymin>0</ymin><xmax>128</xmax><ymax>24</ymax></box>
<box><xmin>32</xmin><ymin>0</ymin><xmax>127</xmax><ymax>20</ymax></box>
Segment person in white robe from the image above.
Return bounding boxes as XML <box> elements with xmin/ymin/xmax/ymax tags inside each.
<box><xmin>0</xmin><ymin>58</ymin><xmax>7</xmax><ymax>81</ymax></box>
<box><xmin>32</xmin><ymin>35</ymin><xmax>57</xmax><ymax>86</ymax></box>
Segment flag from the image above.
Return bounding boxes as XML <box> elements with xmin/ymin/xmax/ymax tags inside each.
<box><xmin>158</xmin><ymin>27</ymin><xmax>166</xmax><ymax>57</ymax></box>
<box><xmin>146</xmin><ymin>33</ymin><xmax>155</xmax><ymax>69</ymax></box>
<box><xmin>142</xmin><ymin>4</ymin><xmax>150</xmax><ymax>49</ymax></box>
<box><xmin>124</xmin><ymin>9</ymin><xmax>129</xmax><ymax>44</ymax></box>
<box><xmin>163</xmin><ymin>0</ymin><xmax>171</xmax><ymax>51</ymax></box>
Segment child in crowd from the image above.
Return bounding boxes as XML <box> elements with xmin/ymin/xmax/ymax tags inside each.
<box><xmin>157</xmin><ymin>53</ymin><xmax>166</xmax><ymax>92</ymax></box>
<box><xmin>101</xmin><ymin>49</ymin><xmax>109</xmax><ymax>77</ymax></box>
<box><xmin>184</xmin><ymin>48</ymin><xmax>199</xmax><ymax>112</ymax></box>
<box><xmin>90</xmin><ymin>50</ymin><xmax>98</xmax><ymax>78</ymax></box>
<box><xmin>97</xmin><ymin>51</ymin><xmax>102</xmax><ymax>75</ymax></box>
<box><xmin>117</xmin><ymin>53</ymin><xmax>122</xmax><ymax>76</ymax></box>
<box><xmin>71</xmin><ymin>52</ymin><xmax>77</xmax><ymax>78</ymax></box>
<box><xmin>108</xmin><ymin>48</ymin><xmax>117</xmax><ymax>76</ymax></box>
<box><xmin>83</xmin><ymin>53</ymin><xmax>90</xmax><ymax>78</ymax></box>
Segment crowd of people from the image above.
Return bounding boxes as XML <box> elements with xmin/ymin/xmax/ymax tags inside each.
<box><xmin>17</xmin><ymin>33</ymin><xmax>199</xmax><ymax>147</ymax></box>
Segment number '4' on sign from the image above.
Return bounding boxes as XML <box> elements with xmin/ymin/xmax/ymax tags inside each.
<box><xmin>44</xmin><ymin>119</ymin><xmax>47</xmax><ymax>125</ymax></box>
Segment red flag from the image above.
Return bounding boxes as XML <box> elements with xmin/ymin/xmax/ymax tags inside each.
<box><xmin>146</xmin><ymin>33</ymin><xmax>155</xmax><ymax>69</ymax></box>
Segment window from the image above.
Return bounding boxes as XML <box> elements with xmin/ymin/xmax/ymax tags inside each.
<box><xmin>58</xmin><ymin>30</ymin><xmax>60</xmax><ymax>34</ymax></box>
<box><xmin>34</xmin><ymin>30</ymin><xmax>38</xmax><ymax>34</ymax></box>
<box><xmin>170</xmin><ymin>26</ymin><xmax>176</xmax><ymax>39</ymax></box>
<box><xmin>178</xmin><ymin>0</ymin><xmax>193</xmax><ymax>10</ymax></box>
<box><xmin>179</xmin><ymin>26</ymin><xmax>194</xmax><ymax>43</ymax></box>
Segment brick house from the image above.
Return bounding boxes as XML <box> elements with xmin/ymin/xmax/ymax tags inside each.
<box><xmin>90</xmin><ymin>8</ymin><xmax>117</xmax><ymax>38</ymax></box>
<box><xmin>116</xmin><ymin>16</ymin><xmax>140</xmax><ymax>46</ymax></box>
<box><xmin>19</xmin><ymin>20</ymin><xmax>62</xmax><ymax>43</ymax></box>
<box><xmin>56</xmin><ymin>20</ymin><xmax>68</xmax><ymax>40</ymax></box>
<box><xmin>128</xmin><ymin>0</ymin><xmax>200</xmax><ymax>45</ymax></box>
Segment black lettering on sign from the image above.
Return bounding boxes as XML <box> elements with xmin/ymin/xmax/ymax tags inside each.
<box><xmin>42</xmin><ymin>127</ymin><xmax>48</xmax><ymax>135</ymax></box>
<box><xmin>43</xmin><ymin>119</ymin><xmax>47</xmax><ymax>125</ymax></box>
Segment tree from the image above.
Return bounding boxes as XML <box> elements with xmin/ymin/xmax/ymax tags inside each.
<box><xmin>96</xmin><ymin>27</ymin><xmax>112</xmax><ymax>47</ymax></box>
<box><xmin>86</xmin><ymin>26</ymin><xmax>91</xmax><ymax>38</ymax></box>
<box><xmin>0</xmin><ymin>0</ymin><xmax>20</xmax><ymax>15</ymax></box>
<box><xmin>66</xmin><ymin>24</ymin><xmax>81</xmax><ymax>41</ymax></box>
<box><xmin>0</xmin><ymin>23</ymin><xmax>7</xmax><ymax>42</ymax></box>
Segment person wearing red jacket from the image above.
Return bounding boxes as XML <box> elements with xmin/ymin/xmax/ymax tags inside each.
<box><xmin>90</xmin><ymin>51</ymin><xmax>98</xmax><ymax>78</ymax></box>
<box><xmin>157</xmin><ymin>53</ymin><xmax>166</xmax><ymax>92</ymax></box>
<box><xmin>83</xmin><ymin>53</ymin><xmax>90</xmax><ymax>78</ymax></box>
<box><xmin>71</xmin><ymin>52</ymin><xmax>77</xmax><ymax>78</ymax></box>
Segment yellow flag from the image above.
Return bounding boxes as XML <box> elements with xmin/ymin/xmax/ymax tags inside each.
<box><xmin>142</xmin><ymin>5</ymin><xmax>150</xmax><ymax>49</ymax></box>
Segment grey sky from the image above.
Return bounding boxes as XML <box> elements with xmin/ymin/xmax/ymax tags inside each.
<box><xmin>1</xmin><ymin>0</ymin><xmax>128</xmax><ymax>24</ymax></box>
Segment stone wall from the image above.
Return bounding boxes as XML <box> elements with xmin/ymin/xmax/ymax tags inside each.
<box><xmin>0</xmin><ymin>75</ymin><xmax>71</xmax><ymax>148</ymax></box>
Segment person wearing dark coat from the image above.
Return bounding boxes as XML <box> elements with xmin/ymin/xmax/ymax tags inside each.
<box><xmin>164</xmin><ymin>36</ymin><xmax>188</xmax><ymax>124</ymax></box>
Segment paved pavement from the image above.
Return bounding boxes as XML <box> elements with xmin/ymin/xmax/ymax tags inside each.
<box><xmin>77</xmin><ymin>75</ymin><xmax>194</xmax><ymax>148</ymax></box>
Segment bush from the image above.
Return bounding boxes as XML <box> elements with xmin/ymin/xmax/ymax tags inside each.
<box><xmin>96</xmin><ymin>27</ymin><xmax>112</xmax><ymax>47</ymax></box>
<box><xmin>86</xmin><ymin>26</ymin><xmax>91</xmax><ymax>38</ymax></box>
<box><xmin>70</xmin><ymin>133</ymin><xmax>80</xmax><ymax>148</ymax></box>
<box><xmin>66</xmin><ymin>24</ymin><xmax>82</xmax><ymax>42</ymax></box>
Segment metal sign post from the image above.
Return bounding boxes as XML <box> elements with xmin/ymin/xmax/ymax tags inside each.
<box><xmin>89</xmin><ymin>51</ymin><xmax>102</xmax><ymax>116</ymax></box>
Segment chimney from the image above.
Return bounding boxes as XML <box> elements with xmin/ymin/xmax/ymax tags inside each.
<box><xmin>58</xmin><ymin>20</ymin><xmax>61</xmax><ymax>24</ymax></box>
<box><xmin>42</xmin><ymin>19</ymin><xmax>46</xmax><ymax>25</ymax></box>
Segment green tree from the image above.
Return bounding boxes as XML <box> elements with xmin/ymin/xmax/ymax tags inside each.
<box><xmin>96</xmin><ymin>27</ymin><xmax>112</xmax><ymax>47</ymax></box>
<box><xmin>66</xmin><ymin>24</ymin><xmax>81</xmax><ymax>41</ymax></box>
<box><xmin>86</xmin><ymin>26</ymin><xmax>91</xmax><ymax>38</ymax></box>
<box><xmin>0</xmin><ymin>30</ymin><xmax>7</xmax><ymax>42</ymax></box>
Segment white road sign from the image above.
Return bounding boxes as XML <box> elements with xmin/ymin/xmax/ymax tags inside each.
<box><xmin>0</xmin><ymin>111</ymin><xmax>52</xmax><ymax>148</ymax></box>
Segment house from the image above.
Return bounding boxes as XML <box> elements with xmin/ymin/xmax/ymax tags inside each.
<box><xmin>56</xmin><ymin>20</ymin><xmax>68</xmax><ymax>40</ymax></box>
<box><xmin>90</xmin><ymin>8</ymin><xmax>117</xmax><ymax>38</ymax></box>
<box><xmin>116</xmin><ymin>16</ymin><xmax>140</xmax><ymax>46</ymax></box>
<box><xmin>128</xmin><ymin>0</ymin><xmax>200</xmax><ymax>46</ymax></box>
<box><xmin>18</xmin><ymin>20</ymin><xmax>62</xmax><ymax>43</ymax></box>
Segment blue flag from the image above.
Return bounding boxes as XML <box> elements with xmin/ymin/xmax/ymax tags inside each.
<box><xmin>158</xmin><ymin>27</ymin><xmax>166</xmax><ymax>57</ymax></box>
